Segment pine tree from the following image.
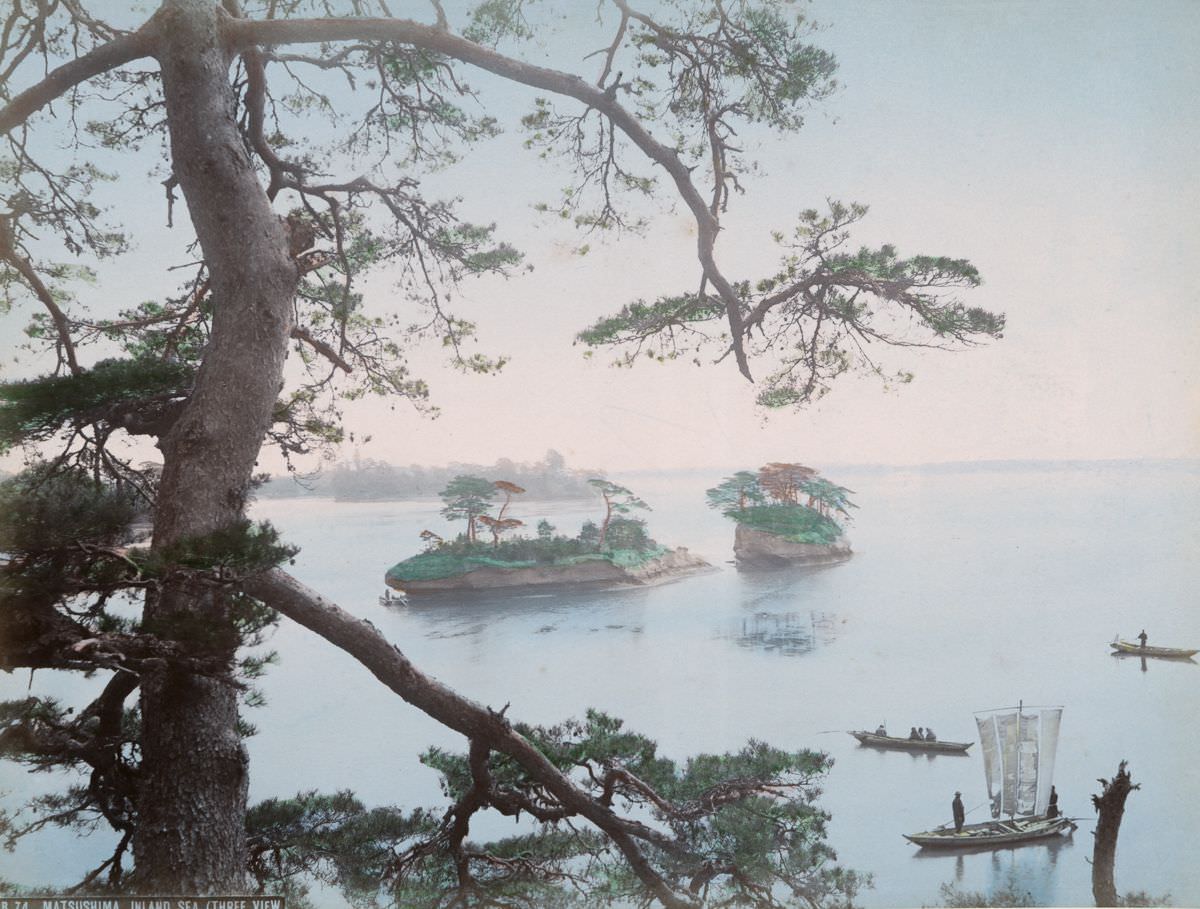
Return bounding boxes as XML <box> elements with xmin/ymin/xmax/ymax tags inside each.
<box><xmin>1</xmin><ymin>1</ymin><xmax>999</xmax><ymax>901</ymax></box>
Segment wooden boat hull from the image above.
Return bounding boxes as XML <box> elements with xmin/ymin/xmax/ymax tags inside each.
<box><xmin>849</xmin><ymin>731</ymin><xmax>971</xmax><ymax>754</ymax></box>
<box><xmin>905</xmin><ymin>815</ymin><xmax>1075</xmax><ymax>849</ymax></box>
<box><xmin>1111</xmin><ymin>640</ymin><xmax>1198</xmax><ymax>659</ymax></box>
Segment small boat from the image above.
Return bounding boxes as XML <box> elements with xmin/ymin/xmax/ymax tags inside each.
<box><xmin>904</xmin><ymin>814</ymin><xmax>1076</xmax><ymax>849</ymax></box>
<box><xmin>1110</xmin><ymin>640</ymin><xmax>1198</xmax><ymax>660</ymax></box>
<box><xmin>907</xmin><ymin>702</ymin><xmax>1073</xmax><ymax>851</ymax></box>
<box><xmin>849</xmin><ymin>731</ymin><xmax>971</xmax><ymax>754</ymax></box>
<box><xmin>378</xmin><ymin>589</ymin><xmax>408</xmax><ymax>606</ymax></box>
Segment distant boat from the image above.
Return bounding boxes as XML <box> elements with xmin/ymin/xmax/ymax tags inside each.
<box><xmin>905</xmin><ymin>703</ymin><xmax>1076</xmax><ymax>850</ymax></box>
<box><xmin>849</xmin><ymin>731</ymin><xmax>971</xmax><ymax>754</ymax></box>
<box><xmin>379</xmin><ymin>589</ymin><xmax>408</xmax><ymax>606</ymax></box>
<box><xmin>1110</xmin><ymin>640</ymin><xmax>1197</xmax><ymax>660</ymax></box>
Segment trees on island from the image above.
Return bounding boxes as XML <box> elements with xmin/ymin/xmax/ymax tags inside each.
<box><xmin>426</xmin><ymin>475</ymin><xmax>655</xmax><ymax>561</ymax></box>
<box><xmin>475</xmin><ymin>514</ymin><xmax>524</xmax><ymax>549</ymax></box>
<box><xmin>587</xmin><ymin>479</ymin><xmax>651</xmax><ymax>551</ymax></box>
<box><xmin>705</xmin><ymin>470</ymin><xmax>767</xmax><ymax>514</ymax></box>
<box><xmin>0</xmin><ymin>0</ymin><xmax>1000</xmax><ymax>904</ymax></box>
<box><xmin>438</xmin><ymin>476</ymin><xmax>499</xmax><ymax>543</ymax></box>
<box><xmin>707</xmin><ymin>464</ymin><xmax>857</xmax><ymax>544</ymax></box>
<box><xmin>437</xmin><ymin>476</ymin><xmax>528</xmax><ymax>548</ymax></box>
<box><xmin>801</xmin><ymin>477</ymin><xmax>857</xmax><ymax>520</ymax></box>
<box><xmin>757</xmin><ymin>463</ymin><xmax>818</xmax><ymax>505</ymax></box>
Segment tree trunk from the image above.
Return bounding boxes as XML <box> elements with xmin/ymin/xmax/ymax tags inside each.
<box><xmin>134</xmin><ymin>0</ymin><xmax>298</xmax><ymax>891</ymax></box>
<box><xmin>1092</xmin><ymin>761</ymin><xmax>1138</xmax><ymax>907</ymax></box>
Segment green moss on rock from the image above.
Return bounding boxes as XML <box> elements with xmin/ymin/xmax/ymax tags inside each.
<box><xmin>727</xmin><ymin>504</ymin><xmax>842</xmax><ymax>544</ymax></box>
<box><xmin>387</xmin><ymin>543</ymin><xmax>669</xmax><ymax>583</ymax></box>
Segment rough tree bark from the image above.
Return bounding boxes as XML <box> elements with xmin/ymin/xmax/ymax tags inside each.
<box><xmin>134</xmin><ymin>0</ymin><xmax>299</xmax><ymax>892</ymax></box>
<box><xmin>1091</xmin><ymin>761</ymin><xmax>1139</xmax><ymax>908</ymax></box>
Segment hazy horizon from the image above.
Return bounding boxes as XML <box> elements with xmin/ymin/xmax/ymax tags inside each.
<box><xmin>256</xmin><ymin>453</ymin><xmax>1200</xmax><ymax>485</ymax></box>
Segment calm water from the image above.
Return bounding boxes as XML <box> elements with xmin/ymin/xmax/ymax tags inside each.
<box><xmin>3</xmin><ymin>462</ymin><xmax>1198</xmax><ymax>907</ymax></box>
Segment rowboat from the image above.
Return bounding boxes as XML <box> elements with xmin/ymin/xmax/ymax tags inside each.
<box><xmin>907</xmin><ymin>702</ymin><xmax>1069</xmax><ymax>851</ymax></box>
<box><xmin>1110</xmin><ymin>640</ymin><xmax>1197</xmax><ymax>659</ymax></box>
<box><xmin>904</xmin><ymin>814</ymin><xmax>1076</xmax><ymax>849</ymax></box>
<box><xmin>849</xmin><ymin>731</ymin><xmax>971</xmax><ymax>754</ymax></box>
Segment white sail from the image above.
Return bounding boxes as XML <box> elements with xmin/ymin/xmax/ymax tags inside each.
<box><xmin>975</xmin><ymin>705</ymin><xmax>1062</xmax><ymax>817</ymax></box>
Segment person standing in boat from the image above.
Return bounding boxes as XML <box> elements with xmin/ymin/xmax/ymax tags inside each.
<box><xmin>1046</xmin><ymin>785</ymin><xmax>1060</xmax><ymax>818</ymax></box>
<box><xmin>952</xmin><ymin>792</ymin><xmax>965</xmax><ymax>833</ymax></box>
<box><xmin>1138</xmin><ymin>629</ymin><xmax>1148</xmax><ymax>648</ymax></box>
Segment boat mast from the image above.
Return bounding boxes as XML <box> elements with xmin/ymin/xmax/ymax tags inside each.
<box><xmin>1013</xmin><ymin>700</ymin><xmax>1022</xmax><ymax>818</ymax></box>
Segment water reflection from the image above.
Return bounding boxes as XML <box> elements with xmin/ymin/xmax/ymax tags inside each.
<box><xmin>734</xmin><ymin>561</ymin><xmax>850</xmax><ymax>605</ymax></box>
<box><xmin>723</xmin><ymin>610</ymin><xmax>841</xmax><ymax>656</ymax></box>
<box><xmin>874</xmin><ymin>748</ymin><xmax>966</xmax><ymax>762</ymax></box>
<box><xmin>388</xmin><ymin>583</ymin><xmax>650</xmax><ymax>631</ymax></box>
<box><xmin>915</xmin><ymin>834</ymin><xmax>1075</xmax><ymax>906</ymax></box>
<box><xmin>1110</xmin><ymin>651</ymin><xmax>1196</xmax><ymax>673</ymax></box>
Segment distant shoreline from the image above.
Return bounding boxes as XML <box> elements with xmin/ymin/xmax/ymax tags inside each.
<box><xmin>253</xmin><ymin>458</ymin><xmax>1200</xmax><ymax>500</ymax></box>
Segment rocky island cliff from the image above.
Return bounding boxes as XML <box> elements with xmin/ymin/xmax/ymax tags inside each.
<box><xmin>386</xmin><ymin>547</ymin><xmax>713</xmax><ymax>594</ymax></box>
<box><xmin>707</xmin><ymin>463</ymin><xmax>857</xmax><ymax>570</ymax></box>
<box><xmin>733</xmin><ymin>525</ymin><xmax>852</xmax><ymax>569</ymax></box>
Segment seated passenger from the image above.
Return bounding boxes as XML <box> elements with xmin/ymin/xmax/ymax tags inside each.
<box><xmin>909</xmin><ymin>727</ymin><xmax>921</xmax><ymax>740</ymax></box>
<box><xmin>875</xmin><ymin>724</ymin><xmax>887</xmax><ymax>736</ymax></box>
<box><xmin>925</xmin><ymin>728</ymin><xmax>937</xmax><ymax>742</ymax></box>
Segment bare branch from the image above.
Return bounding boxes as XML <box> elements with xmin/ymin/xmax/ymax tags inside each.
<box><xmin>0</xmin><ymin>27</ymin><xmax>157</xmax><ymax>137</ymax></box>
<box><xmin>223</xmin><ymin>14</ymin><xmax>753</xmax><ymax>381</ymax></box>
<box><xmin>291</xmin><ymin>324</ymin><xmax>352</xmax><ymax>373</ymax></box>
<box><xmin>0</xmin><ymin>213</ymin><xmax>81</xmax><ymax>374</ymax></box>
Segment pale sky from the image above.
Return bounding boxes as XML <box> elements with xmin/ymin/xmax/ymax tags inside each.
<box><xmin>3</xmin><ymin>1</ymin><xmax>1198</xmax><ymax>474</ymax></box>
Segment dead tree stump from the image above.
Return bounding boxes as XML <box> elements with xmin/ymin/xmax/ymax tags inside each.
<box><xmin>1091</xmin><ymin>761</ymin><xmax>1139</xmax><ymax>907</ymax></box>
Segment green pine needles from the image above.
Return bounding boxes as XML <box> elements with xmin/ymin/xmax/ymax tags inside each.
<box><xmin>0</xmin><ymin>358</ymin><xmax>193</xmax><ymax>452</ymax></box>
<box><xmin>578</xmin><ymin>200</ymin><xmax>1003</xmax><ymax>408</ymax></box>
<box><xmin>707</xmin><ymin>463</ymin><xmax>857</xmax><ymax>544</ymax></box>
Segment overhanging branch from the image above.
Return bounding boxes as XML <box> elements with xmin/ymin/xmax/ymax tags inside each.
<box><xmin>245</xmin><ymin>567</ymin><xmax>700</xmax><ymax>909</ymax></box>
<box><xmin>0</xmin><ymin>27</ymin><xmax>158</xmax><ymax>137</ymax></box>
<box><xmin>223</xmin><ymin>14</ymin><xmax>753</xmax><ymax>381</ymax></box>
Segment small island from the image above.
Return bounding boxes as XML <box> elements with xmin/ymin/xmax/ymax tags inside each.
<box><xmin>386</xmin><ymin>477</ymin><xmax>712</xmax><ymax>594</ymax></box>
<box><xmin>706</xmin><ymin>463</ymin><xmax>855</xmax><ymax>569</ymax></box>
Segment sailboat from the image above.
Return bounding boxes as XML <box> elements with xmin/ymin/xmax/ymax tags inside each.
<box><xmin>904</xmin><ymin>703</ymin><xmax>1077</xmax><ymax>849</ymax></box>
